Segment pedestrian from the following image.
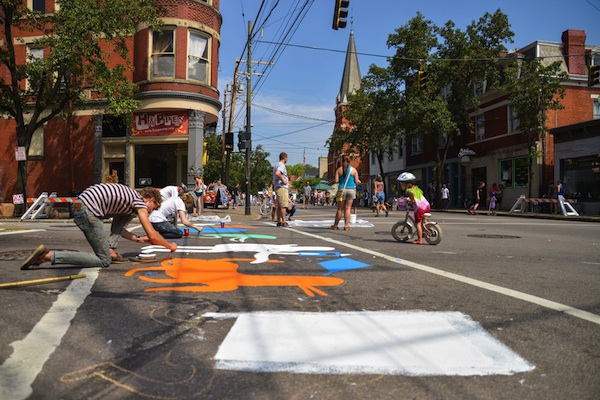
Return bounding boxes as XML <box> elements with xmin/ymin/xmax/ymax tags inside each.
<box><xmin>488</xmin><ymin>183</ymin><xmax>500</xmax><ymax>215</ymax></box>
<box><xmin>373</xmin><ymin>175</ymin><xmax>388</xmax><ymax>217</ymax></box>
<box><xmin>468</xmin><ymin>180</ymin><xmax>486</xmax><ymax>215</ymax></box>
<box><xmin>149</xmin><ymin>193</ymin><xmax>204</xmax><ymax>238</ymax></box>
<box><xmin>441</xmin><ymin>183</ymin><xmax>450</xmax><ymax>211</ymax></box>
<box><xmin>20</xmin><ymin>183</ymin><xmax>177</xmax><ymax>270</ymax></box>
<box><xmin>273</xmin><ymin>152</ymin><xmax>290</xmax><ymax>227</ymax></box>
<box><xmin>302</xmin><ymin>181</ymin><xmax>311</xmax><ymax>208</ymax></box>
<box><xmin>397</xmin><ymin>172</ymin><xmax>430</xmax><ymax>245</ymax></box>
<box><xmin>231</xmin><ymin>183</ymin><xmax>240</xmax><ymax>209</ymax></box>
<box><xmin>426</xmin><ymin>182</ymin><xmax>437</xmax><ymax>206</ymax></box>
<box><xmin>159</xmin><ymin>185</ymin><xmax>184</xmax><ymax>202</ymax></box>
<box><xmin>556</xmin><ymin>180</ymin><xmax>565</xmax><ymax>213</ymax></box>
<box><xmin>192</xmin><ymin>174</ymin><xmax>206</xmax><ymax>215</ymax></box>
<box><xmin>330</xmin><ymin>155</ymin><xmax>361</xmax><ymax>230</ymax></box>
<box><xmin>286</xmin><ymin>195</ymin><xmax>297</xmax><ymax>221</ymax></box>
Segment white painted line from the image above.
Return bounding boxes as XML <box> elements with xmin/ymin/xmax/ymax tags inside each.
<box><xmin>292</xmin><ymin>229</ymin><xmax>600</xmax><ymax>326</ymax></box>
<box><xmin>211</xmin><ymin>311</ymin><xmax>534</xmax><ymax>376</ymax></box>
<box><xmin>0</xmin><ymin>269</ymin><xmax>99</xmax><ymax>400</ymax></box>
<box><xmin>0</xmin><ymin>229</ymin><xmax>45</xmax><ymax>236</ymax></box>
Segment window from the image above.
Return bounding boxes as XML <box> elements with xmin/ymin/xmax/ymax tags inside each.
<box><xmin>476</xmin><ymin>115</ymin><xmax>485</xmax><ymax>141</ymax></box>
<box><xmin>188</xmin><ymin>31</ymin><xmax>209</xmax><ymax>83</ymax></box>
<box><xmin>26</xmin><ymin>46</ymin><xmax>45</xmax><ymax>91</ymax></box>
<box><xmin>499</xmin><ymin>156</ymin><xmax>528</xmax><ymax>188</ymax></box>
<box><xmin>151</xmin><ymin>29</ymin><xmax>175</xmax><ymax>79</ymax></box>
<box><xmin>592</xmin><ymin>95</ymin><xmax>600</xmax><ymax>120</ymax></box>
<box><xmin>31</xmin><ymin>0</ymin><xmax>45</xmax><ymax>12</ymax></box>
<box><xmin>509</xmin><ymin>105</ymin><xmax>520</xmax><ymax>131</ymax></box>
<box><xmin>28</xmin><ymin>125</ymin><xmax>44</xmax><ymax>158</ymax></box>
<box><xmin>371</xmin><ymin>151</ymin><xmax>376</xmax><ymax>164</ymax></box>
<box><xmin>411</xmin><ymin>135</ymin><xmax>423</xmax><ymax>154</ymax></box>
<box><xmin>387</xmin><ymin>147</ymin><xmax>394</xmax><ymax>161</ymax></box>
<box><xmin>397</xmin><ymin>137</ymin><xmax>403</xmax><ymax>157</ymax></box>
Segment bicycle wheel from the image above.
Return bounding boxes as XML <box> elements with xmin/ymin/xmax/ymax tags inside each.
<box><xmin>391</xmin><ymin>221</ymin><xmax>412</xmax><ymax>242</ymax></box>
<box><xmin>424</xmin><ymin>223</ymin><xmax>442</xmax><ymax>245</ymax></box>
<box><xmin>259</xmin><ymin>201</ymin><xmax>271</xmax><ymax>215</ymax></box>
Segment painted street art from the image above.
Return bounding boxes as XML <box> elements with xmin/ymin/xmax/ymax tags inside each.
<box><xmin>210</xmin><ymin>310</ymin><xmax>535</xmax><ymax>376</ymax></box>
<box><xmin>126</xmin><ymin>258</ymin><xmax>345</xmax><ymax>296</ymax></box>
<box><xmin>138</xmin><ymin>243</ymin><xmax>341</xmax><ymax>264</ymax></box>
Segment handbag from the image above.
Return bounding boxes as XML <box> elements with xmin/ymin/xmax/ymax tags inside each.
<box><xmin>335</xmin><ymin>166</ymin><xmax>352</xmax><ymax>202</ymax></box>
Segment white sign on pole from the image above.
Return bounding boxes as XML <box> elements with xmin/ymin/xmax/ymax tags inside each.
<box><xmin>15</xmin><ymin>146</ymin><xmax>26</xmax><ymax>161</ymax></box>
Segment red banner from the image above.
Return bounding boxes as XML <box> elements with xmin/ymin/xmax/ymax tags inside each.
<box><xmin>132</xmin><ymin>111</ymin><xmax>188</xmax><ymax>136</ymax></box>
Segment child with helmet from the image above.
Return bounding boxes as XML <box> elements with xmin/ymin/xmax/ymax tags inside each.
<box><xmin>397</xmin><ymin>172</ymin><xmax>431</xmax><ymax>244</ymax></box>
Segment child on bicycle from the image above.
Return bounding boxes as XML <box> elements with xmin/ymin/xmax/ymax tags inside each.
<box><xmin>397</xmin><ymin>172</ymin><xmax>430</xmax><ymax>245</ymax></box>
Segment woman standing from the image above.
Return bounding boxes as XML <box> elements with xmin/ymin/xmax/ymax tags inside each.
<box><xmin>330</xmin><ymin>155</ymin><xmax>361</xmax><ymax>230</ymax></box>
<box><xmin>373</xmin><ymin>175</ymin><xmax>388</xmax><ymax>217</ymax></box>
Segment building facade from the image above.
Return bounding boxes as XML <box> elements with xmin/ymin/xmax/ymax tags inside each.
<box><xmin>0</xmin><ymin>0</ymin><xmax>221</xmax><ymax>205</ymax></box>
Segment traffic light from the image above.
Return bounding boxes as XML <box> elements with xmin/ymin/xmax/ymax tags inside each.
<box><xmin>417</xmin><ymin>70</ymin><xmax>428</xmax><ymax>91</ymax></box>
<box><xmin>332</xmin><ymin>0</ymin><xmax>349</xmax><ymax>30</ymax></box>
<box><xmin>237</xmin><ymin>130</ymin><xmax>246</xmax><ymax>151</ymax></box>
<box><xmin>225</xmin><ymin>131</ymin><xmax>233</xmax><ymax>150</ymax></box>
<box><xmin>588</xmin><ymin>65</ymin><xmax>600</xmax><ymax>87</ymax></box>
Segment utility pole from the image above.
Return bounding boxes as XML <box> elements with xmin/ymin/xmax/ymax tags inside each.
<box><xmin>244</xmin><ymin>20</ymin><xmax>253</xmax><ymax>215</ymax></box>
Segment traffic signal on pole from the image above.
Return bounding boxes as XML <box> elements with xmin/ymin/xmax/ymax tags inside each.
<box><xmin>225</xmin><ymin>131</ymin><xmax>233</xmax><ymax>150</ymax></box>
<box><xmin>417</xmin><ymin>70</ymin><xmax>428</xmax><ymax>91</ymax></box>
<box><xmin>332</xmin><ymin>0</ymin><xmax>350</xmax><ymax>30</ymax></box>
<box><xmin>588</xmin><ymin>65</ymin><xmax>600</xmax><ymax>87</ymax></box>
<box><xmin>237</xmin><ymin>130</ymin><xmax>246</xmax><ymax>151</ymax></box>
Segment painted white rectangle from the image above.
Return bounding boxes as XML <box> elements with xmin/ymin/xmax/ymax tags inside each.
<box><xmin>213</xmin><ymin>311</ymin><xmax>534</xmax><ymax>376</ymax></box>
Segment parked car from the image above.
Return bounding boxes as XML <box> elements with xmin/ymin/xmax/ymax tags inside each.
<box><xmin>203</xmin><ymin>184</ymin><xmax>230</xmax><ymax>209</ymax></box>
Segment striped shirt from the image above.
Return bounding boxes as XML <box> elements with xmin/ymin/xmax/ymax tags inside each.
<box><xmin>78</xmin><ymin>183</ymin><xmax>146</xmax><ymax>218</ymax></box>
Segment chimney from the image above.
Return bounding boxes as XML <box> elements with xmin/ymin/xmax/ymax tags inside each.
<box><xmin>561</xmin><ymin>29</ymin><xmax>586</xmax><ymax>75</ymax></box>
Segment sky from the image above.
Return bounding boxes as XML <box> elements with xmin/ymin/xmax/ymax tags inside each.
<box><xmin>217</xmin><ymin>0</ymin><xmax>600</xmax><ymax>167</ymax></box>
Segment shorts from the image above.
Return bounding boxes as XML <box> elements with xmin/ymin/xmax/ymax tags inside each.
<box><xmin>414</xmin><ymin>204</ymin><xmax>431</xmax><ymax>223</ymax></box>
<box><xmin>339</xmin><ymin>188</ymin><xmax>356</xmax><ymax>201</ymax></box>
<box><xmin>275</xmin><ymin>187</ymin><xmax>289</xmax><ymax>208</ymax></box>
<box><xmin>375</xmin><ymin>192</ymin><xmax>385</xmax><ymax>204</ymax></box>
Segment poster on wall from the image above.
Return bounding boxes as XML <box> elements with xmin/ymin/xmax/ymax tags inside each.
<box><xmin>132</xmin><ymin>111</ymin><xmax>188</xmax><ymax>136</ymax></box>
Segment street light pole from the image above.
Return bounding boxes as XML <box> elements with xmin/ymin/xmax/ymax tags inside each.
<box><xmin>245</xmin><ymin>20</ymin><xmax>253</xmax><ymax>215</ymax></box>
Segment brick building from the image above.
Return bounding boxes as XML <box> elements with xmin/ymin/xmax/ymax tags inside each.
<box><xmin>0</xmin><ymin>0</ymin><xmax>222</xmax><ymax>206</ymax></box>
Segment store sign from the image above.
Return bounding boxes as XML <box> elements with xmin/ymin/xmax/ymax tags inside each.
<box><xmin>132</xmin><ymin>111</ymin><xmax>188</xmax><ymax>136</ymax></box>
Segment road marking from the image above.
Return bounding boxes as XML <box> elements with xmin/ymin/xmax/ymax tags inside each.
<box><xmin>210</xmin><ymin>311</ymin><xmax>534</xmax><ymax>376</ymax></box>
<box><xmin>291</xmin><ymin>229</ymin><xmax>600</xmax><ymax>326</ymax></box>
<box><xmin>0</xmin><ymin>269</ymin><xmax>99</xmax><ymax>400</ymax></box>
<box><xmin>0</xmin><ymin>229</ymin><xmax>45</xmax><ymax>236</ymax></box>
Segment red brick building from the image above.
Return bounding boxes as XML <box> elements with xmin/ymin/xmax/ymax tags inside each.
<box><xmin>0</xmin><ymin>0</ymin><xmax>222</xmax><ymax>207</ymax></box>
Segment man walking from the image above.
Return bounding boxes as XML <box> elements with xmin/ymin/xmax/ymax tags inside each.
<box><xmin>273</xmin><ymin>152</ymin><xmax>289</xmax><ymax>227</ymax></box>
<box><xmin>302</xmin><ymin>181</ymin><xmax>311</xmax><ymax>209</ymax></box>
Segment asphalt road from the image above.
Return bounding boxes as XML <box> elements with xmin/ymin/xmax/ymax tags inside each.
<box><xmin>0</xmin><ymin>206</ymin><xmax>599</xmax><ymax>400</ymax></box>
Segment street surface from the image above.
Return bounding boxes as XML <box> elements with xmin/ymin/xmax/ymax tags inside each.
<box><xmin>0</xmin><ymin>206</ymin><xmax>599</xmax><ymax>399</ymax></box>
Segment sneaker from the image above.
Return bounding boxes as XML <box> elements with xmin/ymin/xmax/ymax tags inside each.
<box><xmin>111</xmin><ymin>254</ymin><xmax>130</xmax><ymax>264</ymax></box>
<box><xmin>21</xmin><ymin>245</ymin><xmax>50</xmax><ymax>270</ymax></box>
<box><xmin>385</xmin><ymin>210</ymin><xmax>389</xmax><ymax>217</ymax></box>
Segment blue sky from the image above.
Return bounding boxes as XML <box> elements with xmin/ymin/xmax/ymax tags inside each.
<box><xmin>218</xmin><ymin>0</ymin><xmax>600</xmax><ymax>166</ymax></box>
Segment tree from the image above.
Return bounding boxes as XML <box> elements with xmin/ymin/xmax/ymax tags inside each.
<box><xmin>389</xmin><ymin>10</ymin><xmax>513</xmax><ymax>207</ymax></box>
<box><xmin>503</xmin><ymin>58</ymin><xmax>567</xmax><ymax>197</ymax></box>
<box><xmin>0</xmin><ymin>0</ymin><xmax>161</xmax><ymax>202</ymax></box>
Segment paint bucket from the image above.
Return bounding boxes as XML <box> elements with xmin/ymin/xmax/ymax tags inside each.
<box><xmin>183</xmin><ymin>228</ymin><xmax>189</xmax><ymax>236</ymax></box>
<box><xmin>349</xmin><ymin>214</ymin><xmax>357</xmax><ymax>224</ymax></box>
<box><xmin>220</xmin><ymin>222</ymin><xmax>225</xmax><ymax>228</ymax></box>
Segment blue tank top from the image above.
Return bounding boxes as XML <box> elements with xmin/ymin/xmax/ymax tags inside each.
<box><xmin>340</xmin><ymin>166</ymin><xmax>356</xmax><ymax>189</ymax></box>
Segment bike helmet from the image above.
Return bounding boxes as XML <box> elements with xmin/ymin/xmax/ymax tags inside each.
<box><xmin>397</xmin><ymin>172</ymin><xmax>417</xmax><ymax>182</ymax></box>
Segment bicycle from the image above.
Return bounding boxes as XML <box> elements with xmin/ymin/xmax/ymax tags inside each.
<box><xmin>259</xmin><ymin>197</ymin><xmax>272</xmax><ymax>216</ymax></box>
<box><xmin>391</xmin><ymin>199</ymin><xmax>443</xmax><ymax>245</ymax></box>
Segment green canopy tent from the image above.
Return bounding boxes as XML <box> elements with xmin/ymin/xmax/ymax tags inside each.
<box><xmin>312</xmin><ymin>182</ymin><xmax>334</xmax><ymax>191</ymax></box>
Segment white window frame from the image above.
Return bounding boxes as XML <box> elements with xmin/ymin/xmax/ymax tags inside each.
<box><xmin>411</xmin><ymin>135</ymin><xmax>423</xmax><ymax>155</ymax></box>
<box><xmin>150</xmin><ymin>28</ymin><xmax>175</xmax><ymax>79</ymax></box>
<box><xmin>476</xmin><ymin>115</ymin><xmax>485</xmax><ymax>141</ymax></box>
<box><xmin>26</xmin><ymin>46</ymin><xmax>45</xmax><ymax>91</ymax></box>
<box><xmin>187</xmin><ymin>31</ymin><xmax>209</xmax><ymax>83</ymax></box>
<box><xmin>592</xmin><ymin>94</ymin><xmax>600</xmax><ymax>120</ymax></box>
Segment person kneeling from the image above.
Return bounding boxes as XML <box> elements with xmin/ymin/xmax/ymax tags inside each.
<box><xmin>149</xmin><ymin>193</ymin><xmax>204</xmax><ymax>238</ymax></box>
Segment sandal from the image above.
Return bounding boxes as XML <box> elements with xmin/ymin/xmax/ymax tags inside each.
<box><xmin>343</xmin><ymin>226</ymin><xmax>351</xmax><ymax>231</ymax></box>
<box><xmin>329</xmin><ymin>226</ymin><xmax>339</xmax><ymax>230</ymax></box>
<box><xmin>412</xmin><ymin>240</ymin><xmax>423</xmax><ymax>245</ymax></box>
<box><xmin>20</xmin><ymin>245</ymin><xmax>50</xmax><ymax>270</ymax></box>
<box><xmin>111</xmin><ymin>253</ymin><xmax>130</xmax><ymax>264</ymax></box>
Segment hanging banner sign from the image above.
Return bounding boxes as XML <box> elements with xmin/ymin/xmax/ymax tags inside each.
<box><xmin>132</xmin><ymin>111</ymin><xmax>188</xmax><ymax>136</ymax></box>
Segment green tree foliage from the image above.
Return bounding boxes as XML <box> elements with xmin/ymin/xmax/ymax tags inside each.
<box><xmin>331</xmin><ymin>10</ymin><xmax>514</xmax><ymax>207</ymax></box>
<box><xmin>0</xmin><ymin>0</ymin><xmax>161</xmax><ymax>199</ymax></box>
<box><xmin>503</xmin><ymin>58</ymin><xmax>567</xmax><ymax>197</ymax></box>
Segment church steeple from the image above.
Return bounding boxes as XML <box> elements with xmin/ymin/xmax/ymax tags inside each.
<box><xmin>336</xmin><ymin>29</ymin><xmax>361</xmax><ymax>106</ymax></box>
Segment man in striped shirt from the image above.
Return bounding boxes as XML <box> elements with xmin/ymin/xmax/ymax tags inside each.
<box><xmin>20</xmin><ymin>184</ymin><xmax>177</xmax><ymax>269</ymax></box>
